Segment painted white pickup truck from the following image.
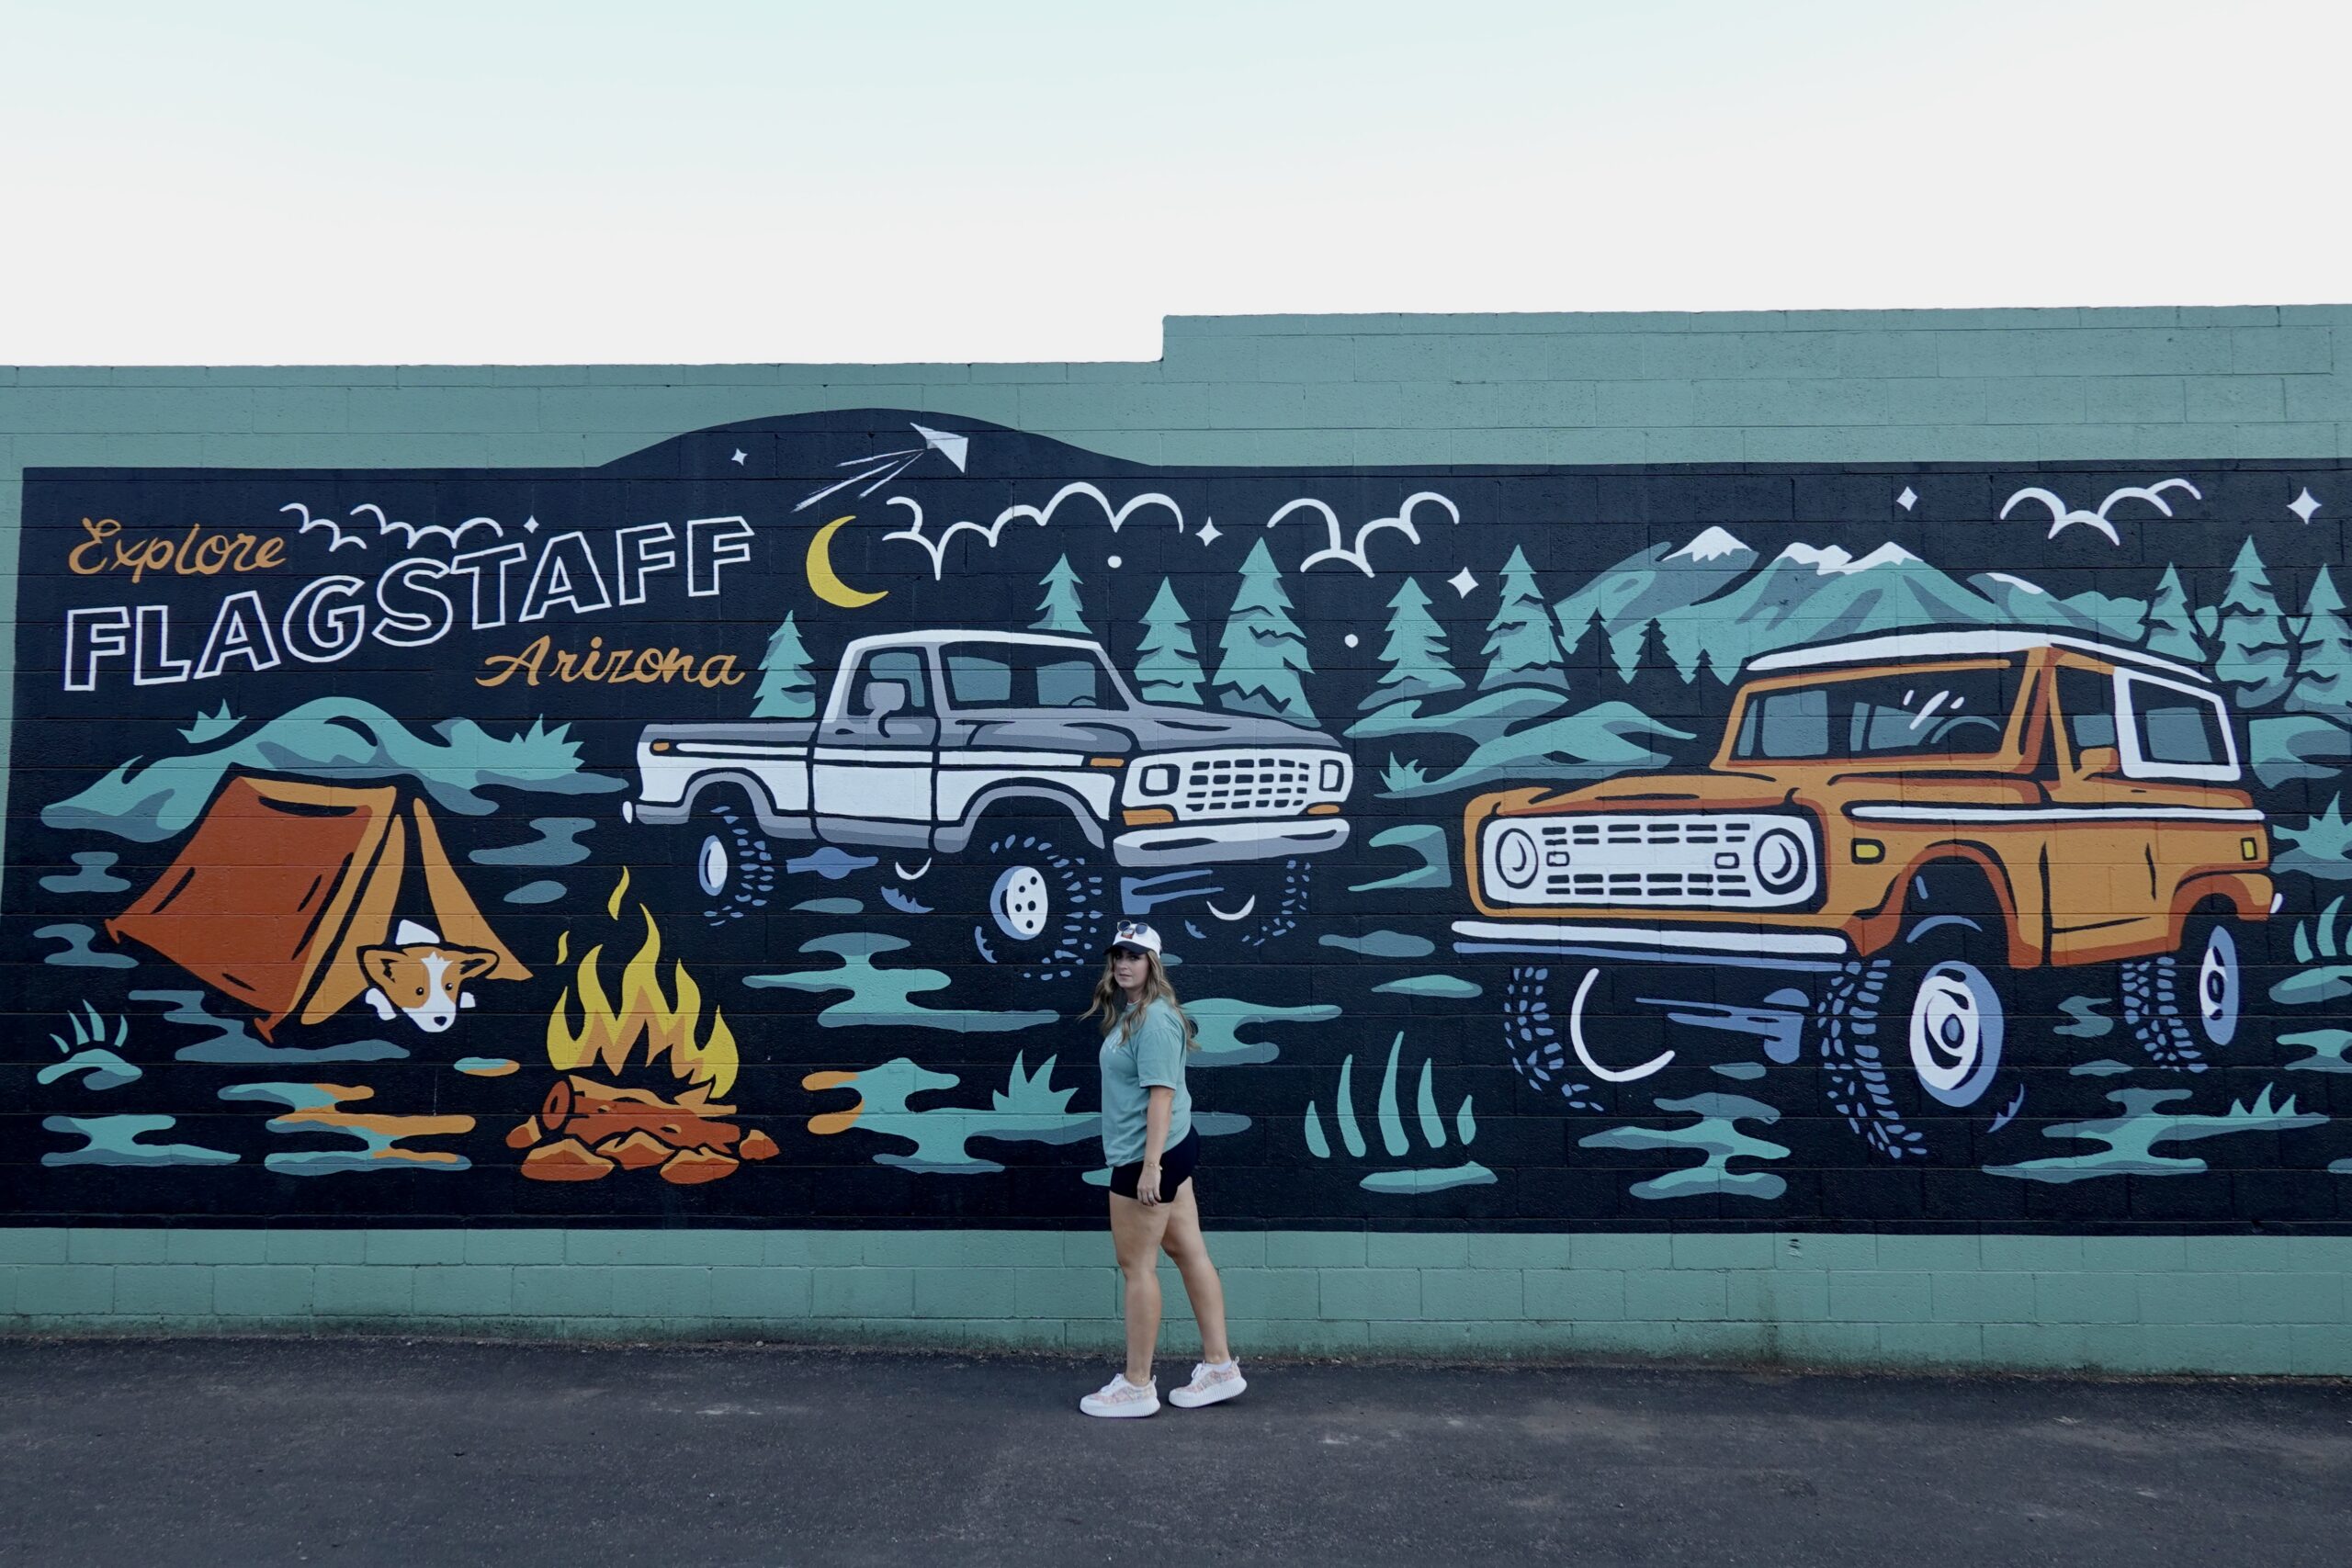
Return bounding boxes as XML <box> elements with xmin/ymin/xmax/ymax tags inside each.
<box><xmin>628</xmin><ymin>630</ymin><xmax>1353</xmax><ymax>954</ymax></box>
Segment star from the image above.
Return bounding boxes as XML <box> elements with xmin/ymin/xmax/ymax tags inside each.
<box><xmin>521</xmin><ymin>514</ymin><xmax>539</xmax><ymax>534</ymax></box>
<box><xmin>2290</xmin><ymin>487</ymin><xmax>2322</xmax><ymax>524</ymax></box>
<box><xmin>1343</xmin><ymin>633</ymin><xmax>1360</xmax><ymax>649</ymax></box>
<box><xmin>1195</xmin><ymin>517</ymin><xmax>1223</xmax><ymax>547</ymax></box>
<box><xmin>729</xmin><ymin>448</ymin><xmax>747</xmax><ymax>466</ymax></box>
<box><xmin>1896</xmin><ymin>486</ymin><xmax>1918</xmax><ymax>512</ymax></box>
<box><xmin>1447</xmin><ymin>567</ymin><xmax>1478</xmax><ymax>597</ymax></box>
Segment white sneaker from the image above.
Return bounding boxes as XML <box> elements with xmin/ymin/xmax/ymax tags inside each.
<box><xmin>1080</xmin><ymin>1373</ymin><xmax>1160</xmax><ymax>1418</ymax></box>
<box><xmin>1167</xmin><ymin>1359</ymin><xmax>1246</xmax><ymax>1409</ymax></box>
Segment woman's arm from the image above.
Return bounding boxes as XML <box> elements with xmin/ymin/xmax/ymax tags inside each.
<box><xmin>1137</xmin><ymin>1086</ymin><xmax>1174</xmax><ymax>1206</ymax></box>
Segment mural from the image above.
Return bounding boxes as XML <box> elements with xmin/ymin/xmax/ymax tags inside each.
<box><xmin>8</xmin><ymin>413</ymin><xmax>2352</xmax><ymax>1229</ymax></box>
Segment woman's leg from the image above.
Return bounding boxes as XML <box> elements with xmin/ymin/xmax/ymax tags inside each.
<box><xmin>1158</xmin><ymin>1181</ymin><xmax>1231</xmax><ymax>1365</ymax></box>
<box><xmin>1109</xmin><ymin>1191</ymin><xmax>1173</xmax><ymax>1385</ymax></box>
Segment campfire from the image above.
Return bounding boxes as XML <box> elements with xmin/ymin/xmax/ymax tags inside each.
<box><xmin>510</xmin><ymin>872</ymin><xmax>776</xmax><ymax>1184</ymax></box>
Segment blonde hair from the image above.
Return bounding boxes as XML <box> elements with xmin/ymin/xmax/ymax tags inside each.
<box><xmin>1081</xmin><ymin>950</ymin><xmax>1198</xmax><ymax>1051</ymax></box>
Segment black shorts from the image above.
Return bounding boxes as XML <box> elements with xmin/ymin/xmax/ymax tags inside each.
<box><xmin>1109</xmin><ymin>1128</ymin><xmax>1200</xmax><ymax>1202</ymax></box>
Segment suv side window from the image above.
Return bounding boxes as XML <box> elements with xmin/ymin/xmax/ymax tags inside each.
<box><xmin>2056</xmin><ymin>668</ymin><xmax>2118</xmax><ymax>759</ymax></box>
<box><xmin>2119</xmin><ymin>672</ymin><xmax>2235</xmax><ymax>780</ymax></box>
<box><xmin>852</xmin><ymin>648</ymin><xmax>933</xmax><ymax>716</ymax></box>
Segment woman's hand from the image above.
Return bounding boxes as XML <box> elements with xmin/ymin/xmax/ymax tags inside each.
<box><xmin>1137</xmin><ymin>1163</ymin><xmax>1163</xmax><ymax>1206</ymax></box>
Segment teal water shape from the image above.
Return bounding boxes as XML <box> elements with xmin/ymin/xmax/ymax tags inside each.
<box><xmin>1987</xmin><ymin>1085</ymin><xmax>2326</xmax><ymax>1183</ymax></box>
<box><xmin>746</xmin><ymin>932</ymin><xmax>1057</xmax><ymax>1032</ymax></box>
<box><xmin>1579</xmin><ymin>1094</ymin><xmax>1791</xmax><ymax>1201</ymax></box>
<box><xmin>41</xmin><ymin>1115</ymin><xmax>235</xmax><ymax>1168</ymax></box>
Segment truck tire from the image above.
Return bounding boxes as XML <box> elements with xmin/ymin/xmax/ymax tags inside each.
<box><xmin>1498</xmin><ymin>964</ymin><xmax>1648</xmax><ymax>1113</ymax></box>
<box><xmin>1175</xmin><ymin>858</ymin><xmax>1317</xmax><ymax>952</ymax></box>
<box><xmin>1815</xmin><ymin>913</ymin><xmax>2016</xmax><ymax>1162</ymax></box>
<box><xmin>2118</xmin><ymin>911</ymin><xmax>2241</xmax><ymax>1070</ymax></box>
<box><xmin>967</xmin><ymin>829</ymin><xmax>1107</xmax><ymax>983</ymax></box>
<box><xmin>685</xmin><ymin>795</ymin><xmax>775</xmax><ymax>926</ymax></box>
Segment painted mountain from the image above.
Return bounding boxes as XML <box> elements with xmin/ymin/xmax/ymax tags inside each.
<box><xmin>1554</xmin><ymin>529</ymin><xmax>2155</xmax><ymax>680</ymax></box>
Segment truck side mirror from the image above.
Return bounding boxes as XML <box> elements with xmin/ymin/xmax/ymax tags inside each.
<box><xmin>2077</xmin><ymin>744</ymin><xmax>2121</xmax><ymax>776</ymax></box>
<box><xmin>860</xmin><ymin>680</ymin><xmax>909</xmax><ymax>726</ymax></box>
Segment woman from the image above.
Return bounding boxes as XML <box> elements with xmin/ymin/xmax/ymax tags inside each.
<box><xmin>1077</xmin><ymin>920</ymin><xmax>1246</xmax><ymax>1418</ymax></box>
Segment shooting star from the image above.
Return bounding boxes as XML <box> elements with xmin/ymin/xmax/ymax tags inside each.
<box><xmin>795</xmin><ymin>422</ymin><xmax>971</xmax><ymax>513</ymax></box>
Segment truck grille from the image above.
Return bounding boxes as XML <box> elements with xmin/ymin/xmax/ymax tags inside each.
<box><xmin>1481</xmin><ymin>814</ymin><xmax>1816</xmax><ymax>908</ymax></box>
<box><xmin>1179</xmin><ymin>753</ymin><xmax>1316</xmax><ymax>819</ymax></box>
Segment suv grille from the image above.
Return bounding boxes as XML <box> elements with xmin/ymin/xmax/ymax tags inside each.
<box><xmin>1482</xmin><ymin>813</ymin><xmax>1816</xmax><ymax>908</ymax></box>
<box><xmin>1180</xmin><ymin>753</ymin><xmax>1316</xmax><ymax>819</ymax></box>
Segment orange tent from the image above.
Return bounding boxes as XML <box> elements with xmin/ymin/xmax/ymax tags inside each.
<box><xmin>107</xmin><ymin>773</ymin><xmax>529</xmax><ymax>1040</ymax></box>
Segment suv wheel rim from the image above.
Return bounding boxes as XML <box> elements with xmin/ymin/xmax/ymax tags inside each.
<box><xmin>2197</xmin><ymin>925</ymin><xmax>2241</xmax><ymax>1045</ymax></box>
<box><xmin>989</xmin><ymin>865</ymin><xmax>1052</xmax><ymax>942</ymax></box>
<box><xmin>696</xmin><ymin>833</ymin><xmax>730</xmax><ymax>898</ymax></box>
<box><xmin>1910</xmin><ymin>959</ymin><xmax>2003</xmax><ymax>1107</ymax></box>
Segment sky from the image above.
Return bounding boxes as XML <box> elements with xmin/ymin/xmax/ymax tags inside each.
<box><xmin>3</xmin><ymin>0</ymin><xmax>2346</xmax><ymax>365</ymax></box>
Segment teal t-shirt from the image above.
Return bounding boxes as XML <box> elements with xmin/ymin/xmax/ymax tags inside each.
<box><xmin>1098</xmin><ymin>998</ymin><xmax>1192</xmax><ymax>1167</ymax></box>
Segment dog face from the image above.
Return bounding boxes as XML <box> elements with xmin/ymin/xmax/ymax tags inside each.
<box><xmin>358</xmin><ymin>943</ymin><xmax>500</xmax><ymax>1033</ymax></box>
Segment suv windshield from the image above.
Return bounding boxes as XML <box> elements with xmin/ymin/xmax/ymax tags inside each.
<box><xmin>1731</xmin><ymin>664</ymin><xmax>2016</xmax><ymax>761</ymax></box>
<box><xmin>942</xmin><ymin>641</ymin><xmax>1125</xmax><ymax>711</ymax></box>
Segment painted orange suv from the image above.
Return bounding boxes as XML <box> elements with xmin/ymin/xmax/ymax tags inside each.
<box><xmin>1454</xmin><ymin>632</ymin><xmax>2276</xmax><ymax>1159</ymax></box>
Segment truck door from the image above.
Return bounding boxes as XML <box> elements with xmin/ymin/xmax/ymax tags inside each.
<box><xmin>2048</xmin><ymin>660</ymin><xmax>2166</xmax><ymax>958</ymax></box>
<box><xmin>813</xmin><ymin>645</ymin><xmax>941</xmax><ymax>851</ymax></box>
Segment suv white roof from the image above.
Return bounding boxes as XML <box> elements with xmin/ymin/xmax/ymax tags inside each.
<box><xmin>842</xmin><ymin>629</ymin><xmax>1105</xmax><ymax>654</ymax></box>
<box><xmin>1743</xmin><ymin>630</ymin><xmax>2211</xmax><ymax>684</ymax></box>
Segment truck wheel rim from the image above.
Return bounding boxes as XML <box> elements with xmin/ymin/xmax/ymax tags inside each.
<box><xmin>989</xmin><ymin>865</ymin><xmax>1051</xmax><ymax>941</ymax></box>
<box><xmin>1910</xmin><ymin>960</ymin><xmax>2002</xmax><ymax>1107</ymax></box>
<box><xmin>696</xmin><ymin>834</ymin><xmax>730</xmax><ymax>898</ymax></box>
<box><xmin>2198</xmin><ymin>926</ymin><xmax>2240</xmax><ymax>1045</ymax></box>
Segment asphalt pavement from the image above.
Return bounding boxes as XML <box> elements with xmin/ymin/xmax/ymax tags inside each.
<box><xmin>1</xmin><ymin>1337</ymin><xmax>2346</xmax><ymax>1566</ymax></box>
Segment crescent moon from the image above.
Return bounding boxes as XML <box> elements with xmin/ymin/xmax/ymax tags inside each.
<box><xmin>806</xmin><ymin>513</ymin><xmax>888</xmax><ymax>608</ymax></box>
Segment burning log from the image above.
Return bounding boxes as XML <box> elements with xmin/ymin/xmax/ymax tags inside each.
<box><xmin>511</xmin><ymin>876</ymin><xmax>775</xmax><ymax>1185</ymax></box>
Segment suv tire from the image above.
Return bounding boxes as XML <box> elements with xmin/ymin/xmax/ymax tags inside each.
<box><xmin>1815</xmin><ymin>912</ymin><xmax>2016</xmax><ymax>1162</ymax></box>
<box><xmin>2119</xmin><ymin>912</ymin><xmax>2243</xmax><ymax>1070</ymax></box>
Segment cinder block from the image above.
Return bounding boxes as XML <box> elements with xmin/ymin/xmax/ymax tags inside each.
<box><xmin>311</xmin><ymin>1265</ymin><xmax>415</xmax><ymax>1317</ymax></box>
<box><xmin>364</xmin><ymin>1231</ymin><xmax>468</xmax><ymax>1266</ymax></box>
<box><xmin>68</xmin><ymin>1228</ymin><xmax>169</xmax><ymax>1264</ymax></box>
<box><xmin>1871</xmin><ymin>1235</ymin><xmax>1979</xmax><ymax>1272</ymax></box>
<box><xmin>765</xmin><ymin>1232</ymin><xmax>865</xmax><ymax>1267</ymax></box>
<box><xmin>1625</xmin><ymin>1271</ymin><xmax>1728</xmax><ymax>1322</ymax></box>
<box><xmin>954</xmin><ymin>1231</ymin><xmax>1064</xmax><ymax>1269</ymax></box>
<box><xmin>2289</xmin><ymin>1325</ymin><xmax>2352</xmax><ymax>1376</ymax></box>
<box><xmin>1269</xmin><ymin>1231</ymin><xmax>1366</xmax><ymax>1269</ymax></box>
<box><xmin>2234</xmin><ymin>1273</ymin><xmax>2345</xmax><ymax>1326</ymax></box>
<box><xmin>1772</xmin><ymin>1233</ymin><xmax>1875</xmax><ymax>1271</ymax></box>
<box><xmin>111</xmin><ymin>1266</ymin><xmax>214</xmax><ymax>1316</ymax></box>
<box><xmin>1015</xmin><ymin>1267</ymin><xmax>1117</xmax><ymax>1320</ymax></box>
<box><xmin>463</xmin><ymin>1231</ymin><xmax>567</xmax><ymax>1266</ymax></box>
<box><xmin>1216</xmin><ymin>1268</ymin><xmax>1318</xmax><ymax>1321</ymax></box>
<box><xmin>2231</xmin><ymin>326</ymin><xmax>2333</xmax><ymax>373</ymax></box>
<box><xmin>2138</xmin><ymin>1271</ymin><xmax>2244</xmax><ymax>1325</ymax></box>
<box><xmin>636</xmin><ymin>1231</ymin><xmax>764</xmax><ymax>1268</ymax></box>
<box><xmin>1366</xmin><ymin>1232</ymin><xmax>1467</xmax><ymax>1269</ymax></box>
<box><xmin>0</xmin><ymin>1231</ymin><xmax>67</xmax><ymax>1265</ymax></box>
<box><xmin>1668</xmin><ymin>1233</ymin><xmax>1774</xmax><ymax>1271</ymax></box>
<box><xmin>1573</xmin><ymin>1234</ymin><xmax>1673</xmax><ymax>1270</ymax></box>
<box><xmin>2141</xmin><ymin>1325</ymin><xmax>2293</xmax><ymax>1374</ymax></box>
<box><xmin>2080</xmin><ymin>378</ymin><xmax>2182</xmax><ymax>423</ymax></box>
<box><xmin>1929</xmin><ymin>1271</ymin><xmax>2035</xmax><ymax>1325</ymax></box>
<box><xmin>1523</xmin><ymin>1269</ymin><xmax>1626</xmax><ymax>1322</ymax></box>
<box><xmin>11</xmin><ymin>1264</ymin><xmax>115</xmax><ymax>1315</ymax></box>
<box><xmin>1421</xmin><ymin>1268</ymin><xmax>1522</xmax><ymax>1321</ymax></box>
<box><xmin>811</xmin><ymin>1267</ymin><xmax>915</xmax><ymax>1318</ymax></box>
<box><xmin>213</xmin><ymin>1266</ymin><xmax>315</xmax><ymax>1318</ymax></box>
<box><xmin>1981</xmin><ymin>1235</ymin><xmax>2084</xmax><ymax>1272</ymax></box>
<box><xmin>609</xmin><ymin>1266</ymin><xmax>714</xmax><ymax>1318</ymax></box>
<box><xmin>2185</xmin><ymin>375</ymin><xmax>2285</xmax><ymax>423</ymax></box>
<box><xmin>513</xmin><ymin>1266</ymin><xmax>615</xmax><ymax>1317</ymax></box>
<box><xmin>264</xmin><ymin>1232</ymin><xmax>368</xmax><ymax>1264</ymax></box>
<box><xmin>710</xmin><ymin>1266</ymin><xmax>813</xmax><ymax>1319</ymax></box>
<box><xmin>1465</xmin><ymin>1234</ymin><xmax>1569</xmax><ymax>1269</ymax></box>
<box><xmin>1826</xmin><ymin>1272</ymin><xmax>1930</xmax><ymax>1324</ymax></box>
<box><xmin>912</xmin><ymin>1268</ymin><xmax>1017</xmax><ymax>1319</ymax></box>
<box><xmin>1317</xmin><ymin>1268</ymin><xmax>1419</xmax><ymax>1320</ymax></box>
<box><xmin>1876</xmin><ymin>1322</ymin><xmax>1985</xmax><ymax>1368</ymax></box>
<box><xmin>2033</xmin><ymin>1272</ymin><xmax>2141</xmax><ymax>1325</ymax></box>
<box><xmin>165</xmin><ymin>1232</ymin><xmax>267</xmax><ymax>1265</ymax></box>
<box><xmin>412</xmin><ymin>1267</ymin><xmax>514</xmax><ymax>1318</ymax></box>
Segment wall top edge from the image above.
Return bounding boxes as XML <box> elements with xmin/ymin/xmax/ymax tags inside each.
<box><xmin>1165</xmin><ymin>305</ymin><xmax>2352</xmax><ymax>335</ymax></box>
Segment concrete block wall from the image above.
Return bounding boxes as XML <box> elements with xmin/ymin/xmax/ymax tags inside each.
<box><xmin>6</xmin><ymin>305</ymin><xmax>2352</xmax><ymax>1371</ymax></box>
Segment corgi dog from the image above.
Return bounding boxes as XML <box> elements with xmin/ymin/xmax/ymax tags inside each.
<box><xmin>360</xmin><ymin>919</ymin><xmax>500</xmax><ymax>1033</ymax></box>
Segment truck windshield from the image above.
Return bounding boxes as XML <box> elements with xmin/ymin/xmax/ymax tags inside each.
<box><xmin>1731</xmin><ymin>665</ymin><xmax>2016</xmax><ymax>761</ymax></box>
<box><xmin>944</xmin><ymin>642</ymin><xmax>1125</xmax><ymax>711</ymax></box>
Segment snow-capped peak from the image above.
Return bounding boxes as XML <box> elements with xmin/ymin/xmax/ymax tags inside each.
<box><xmin>1777</xmin><ymin>541</ymin><xmax>1921</xmax><ymax>576</ymax></box>
<box><xmin>1669</xmin><ymin>525</ymin><xmax>1751</xmax><ymax>562</ymax></box>
<box><xmin>1981</xmin><ymin>571</ymin><xmax>2048</xmax><ymax>596</ymax></box>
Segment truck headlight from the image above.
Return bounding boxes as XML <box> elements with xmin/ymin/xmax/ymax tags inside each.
<box><xmin>1751</xmin><ymin>826</ymin><xmax>1811</xmax><ymax>897</ymax></box>
<box><xmin>1492</xmin><ymin>826</ymin><xmax>1541</xmax><ymax>893</ymax></box>
<box><xmin>1138</xmin><ymin>763</ymin><xmax>1179</xmax><ymax>797</ymax></box>
<box><xmin>1318</xmin><ymin>758</ymin><xmax>1347</xmax><ymax>794</ymax></box>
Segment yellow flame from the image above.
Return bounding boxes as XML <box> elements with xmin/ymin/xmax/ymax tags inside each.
<box><xmin>547</xmin><ymin>901</ymin><xmax>737</xmax><ymax>1097</ymax></box>
<box><xmin>606</xmin><ymin>867</ymin><xmax>631</xmax><ymax>921</ymax></box>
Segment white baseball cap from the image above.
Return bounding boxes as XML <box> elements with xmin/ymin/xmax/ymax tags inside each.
<box><xmin>1106</xmin><ymin>920</ymin><xmax>1163</xmax><ymax>956</ymax></box>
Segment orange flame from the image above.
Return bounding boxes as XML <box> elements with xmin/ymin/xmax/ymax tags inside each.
<box><xmin>548</xmin><ymin>899</ymin><xmax>739</xmax><ymax>1099</ymax></box>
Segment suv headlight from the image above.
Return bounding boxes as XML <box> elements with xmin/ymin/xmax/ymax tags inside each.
<box><xmin>1491</xmin><ymin>825</ymin><xmax>1541</xmax><ymax>892</ymax></box>
<box><xmin>1749</xmin><ymin>825</ymin><xmax>1812</xmax><ymax>897</ymax></box>
<box><xmin>1317</xmin><ymin>757</ymin><xmax>1347</xmax><ymax>795</ymax></box>
<box><xmin>1137</xmin><ymin>763</ymin><xmax>1179</xmax><ymax>797</ymax></box>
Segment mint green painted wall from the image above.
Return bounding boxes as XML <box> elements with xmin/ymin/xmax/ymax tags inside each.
<box><xmin>6</xmin><ymin>305</ymin><xmax>2350</xmax><ymax>1371</ymax></box>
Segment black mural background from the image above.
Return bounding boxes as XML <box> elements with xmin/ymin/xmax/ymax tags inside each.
<box><xmin>6</xmin><ymin>410</ymin><xmax>2352</xmax><ymax>1230</ymax></box>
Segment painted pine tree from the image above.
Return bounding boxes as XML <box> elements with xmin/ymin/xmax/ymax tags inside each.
<box><xmin>1134</xmin><ymin>579</ymin><xmax>1206</xmax><ymax>705</ymax></box>
<box><xmin>2213</xmin><ymin>539</ymin><xmax>2294</xmax><ymax>707</ymax></box>
<box><xmin>1032</xmin><ymin>555</ymin><xmax>1087</xmax><ymax>636</ymax></box>
<box><xmin>751</xmin><ymin>612</ymin><xmax>817</xmax><ymax>718</ymax></box>
<box><xmin>2289</xmin><ymin>566</ymin><xmax>2352</xmax><ymax>713</ymax></box>
<box><xmin>2143</xmin><ymin>564</ymin><xmax>2207</xmax><ymax>664</ymax></box>
<box><xmin>1479</xmin><ymin>546</ymin><xmax>1567</xmax><ymax>691</ymax></box>
<box><xmin>1364</xmin><ymin>576</ymin><xmax>1464</xmax><ymax>710</ymax></box>
<box><xmin>1211</xmin><ymin>538</ymin><xmax>1316</xmax><ymax>722</ymax></box>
